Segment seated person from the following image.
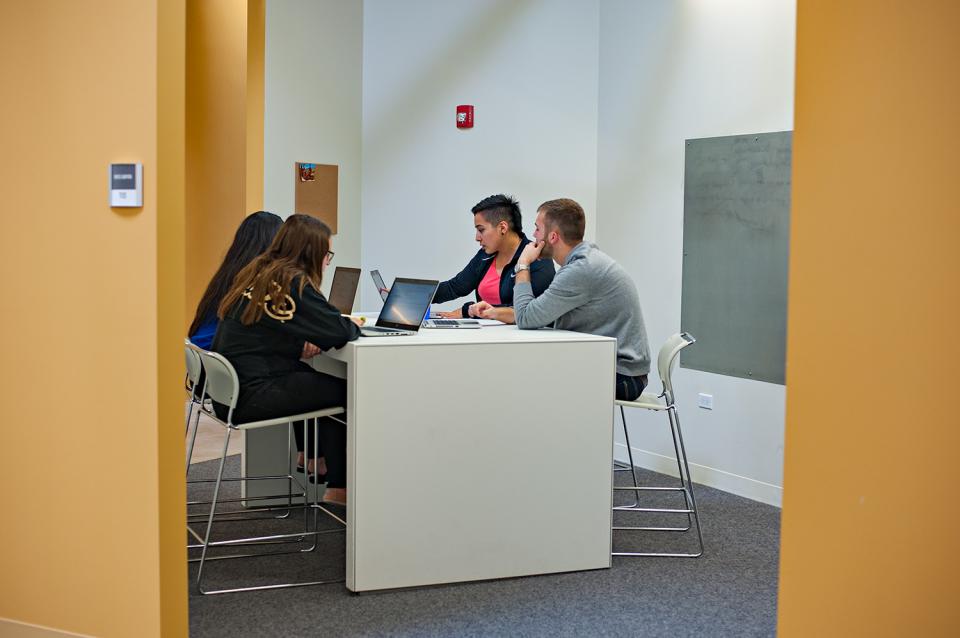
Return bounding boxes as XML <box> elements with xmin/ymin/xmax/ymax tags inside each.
<box><xmin>481</xmin><ymin>198</ymin><xmax>651</xmax><ymax>401</ymax></box>
<box><xmin>188</xmin><ymin>211</ymin><xmax>283</xmax><ymax>350</ymax></box>
<box><xmin>433</xmin><ymin>194</ymin><xmax>555</xmax><ymax>324</ymax></box>
<box><xmin>212</xmin><ymin>214</ymin><xmax>362</xmax><ymax>506</ymax></box>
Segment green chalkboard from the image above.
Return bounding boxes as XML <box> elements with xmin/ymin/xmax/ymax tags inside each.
<box><xmin>680</xmin><ymin>131</ymin><xmax>792</xmax><ymax>384</ymax></box>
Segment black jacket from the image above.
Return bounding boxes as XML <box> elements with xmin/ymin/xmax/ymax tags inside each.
<box><xmin>212</xmin><ymin>279</ymin><xmax>361</xmax><ymax>389</ymax></box>
<box><xmin>433</xmin><ymin>236</ymin><xmax>556</xmax><ymax>316</ymax></box>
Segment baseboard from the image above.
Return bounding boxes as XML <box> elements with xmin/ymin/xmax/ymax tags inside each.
<box><xmin>614</xmin><ymin>442</ymin><xmax>783</xmax><ymax>507</ymax></box>
<box><xmin>0</xmin><ymin>618</ymin><xmax>91</xmax><ymax>638</ymax></box>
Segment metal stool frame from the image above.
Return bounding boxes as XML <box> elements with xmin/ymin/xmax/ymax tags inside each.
<box><xmin>613</xmin><ymin>332</ymin><xmax>704</xmax><ymax>558</ymax></box>
<box><xmin>193</xmin><ymin>347</ymin><xmax>347</xmax><ymax>594</ymax></box>
<box><xmin>187</xmin><ymin>341</ymin><xmax>301</xmax><ymax>538</ymax></box>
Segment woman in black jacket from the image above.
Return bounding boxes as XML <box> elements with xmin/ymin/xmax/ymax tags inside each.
<box><xmin>213</xmin><ymin>214</ymin><xmax>361</xmax><ymax>506</ymax></box>
<box><xmin>434</xmin><ymin>194</ymin><xmax>554</xmax><ymax>324</ymax></box>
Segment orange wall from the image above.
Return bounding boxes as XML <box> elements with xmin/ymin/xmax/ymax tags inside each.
<box><xmin>0</xmin><ymin>1</ymin><xmax>186</xmax><ymax>637</ymax></box>
<box><xmin>779</xmin><ymin>1</ymin><xmax>960</xmax><ymax>635</ymax></box>
<box><xmin>158</xmin><ymin>1</ymin><xmax>188</xmax><ymax>635</ymax></box>
<box><xmin>185</xmin><ymin>0</ymin><xmax>265</xmax><ymax>329</ymax></box>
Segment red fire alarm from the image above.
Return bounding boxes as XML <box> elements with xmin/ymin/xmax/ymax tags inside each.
<box><xmin>456</xmin><ymin>104</ymin><xmax>474</xmax><ymax>128</ymax></box>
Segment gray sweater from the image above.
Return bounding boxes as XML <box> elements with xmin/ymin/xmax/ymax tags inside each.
<box><xmin>514</xmin><ymin>242</ymin><xmax>651</xmax><ymax>376</ymax></box>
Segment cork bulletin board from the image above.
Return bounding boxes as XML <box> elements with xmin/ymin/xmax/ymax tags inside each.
<box><xmin>294</xmin><ymin>162</ymin><xmax>338</xmax><ymax>233</ymax></box>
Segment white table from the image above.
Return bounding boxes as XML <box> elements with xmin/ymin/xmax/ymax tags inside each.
<box><xmin>245</xmin><ymin>324</ymin><xmax>616</xmax><ymax>592</ymax></box>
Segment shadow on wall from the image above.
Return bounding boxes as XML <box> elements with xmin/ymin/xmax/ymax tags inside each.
<box><xmin>598</xmin><ymin>0</ymin><xmax>683</xmax><ymax>198</ymax></box>
<box><xmin>363</xmin><ymin>0</ymin><xmax>535</xmax><ymax>164</ymax></box>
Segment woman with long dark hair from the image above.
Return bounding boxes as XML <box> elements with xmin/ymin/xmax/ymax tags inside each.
<box><xmin>188</xmin><ymin>211</ymin><xmax>283</xmax><ymax>349</ymax></box>
<box><xmin>433</xmin><ymin>194</ymin><xmax>555</xmax><ymax>324</ymax></box>
<box><xmin>213</xmin><ymin>214</ymin><xmax>361</xmax><ymax>506</ymax></box>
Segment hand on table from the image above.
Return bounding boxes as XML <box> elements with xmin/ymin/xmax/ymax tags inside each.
<box><xmin>436</xmin><ymin>309</ymin><xmax>463</xmax><ymax>319</ymax></box>
<box><xmin>301</xmin><ymin>341</ymin><xmax>323</xmax><ymax>359</ymax></box>
<box><xmin>471</xmin><ymin>301</ymin><xmax>498</xmax><ymax>319</ymax></box>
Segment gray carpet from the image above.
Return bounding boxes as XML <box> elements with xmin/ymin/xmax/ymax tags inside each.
<box><xmin>187</xmin><ymin>456</ymin><xmax>779</xmax><ymax>637</ymax></box>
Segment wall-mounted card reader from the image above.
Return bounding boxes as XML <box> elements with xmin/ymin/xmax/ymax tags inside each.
<box><xmin>109</xmin><ymin>163</ymin><xmax>142</xmax><ymax>207</ymax></box>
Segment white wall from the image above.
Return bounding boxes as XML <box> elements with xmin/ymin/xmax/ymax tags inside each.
<box><xmin>359</xmin><ymin>0</ymin><xmax>599</xmax><ymax>311</ymax></box>
<box><xmin>264</xmin><ymin>0</ymin><xmax>795</xmax><ymax>506</ymax></box>
<box><xmin>264</xmin><ymin>0</ymin><xmax>363</xmax><ymax>295</ymax></box>
<box><xmin>598</xmin><ymin>0</ymin><xmax>796</xmax><ymax>505</ymax></box>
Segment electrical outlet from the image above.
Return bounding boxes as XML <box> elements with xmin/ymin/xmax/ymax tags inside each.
<box><xmin>698</xmin><ymin>393</ymin><xmax>714</xmax><ymax>410</ymax></box>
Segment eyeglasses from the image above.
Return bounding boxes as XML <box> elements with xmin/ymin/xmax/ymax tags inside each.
<box><xmin>325</xmin><ymin>251</ymin><xmax>335</xmax><ymax>262</ymax></box>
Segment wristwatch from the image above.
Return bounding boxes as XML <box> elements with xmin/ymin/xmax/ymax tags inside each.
<box><xmin>514</xmin><ymin>263</ymin><xmax>530</xmax><ymax>274</ymax></box>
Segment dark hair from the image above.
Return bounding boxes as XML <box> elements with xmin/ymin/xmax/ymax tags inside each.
<box><xmin>218</xmin><ymin>214</ymin><xmax>332</xmax><ymax>325</ymax></box>
<box><xmin>538</xmin><ymin>198</ymin><xmax>585</xmax><ymax>243</ymax></box>
<box><xmin>471</xmin><ymin>194</ymin><xmax>523</xmax><ymax>236</ymax></box>
<box><xmin>188</xmin><ymin>211</ymin><xmax>283</xmax><ymax>337</ymax></box>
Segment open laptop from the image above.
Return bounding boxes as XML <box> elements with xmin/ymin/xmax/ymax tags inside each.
<box><xmin>327</xmin><ymin>266</ymin><xmax>361</xmax><ymax>314</ymax></box>
<box><xmin>360</xmin><ymin>277</ymin><xmax>439</xmax><ymax>337</ymax></box>
<box><xmin>374</xmin><ymin>269</ymin><xmax>480</xmax><ymax>328</ymax></box>
<box><xmin>370</xmin><ymin>269</ymin><xmax>389</xmax><ymax>302</ymax></box>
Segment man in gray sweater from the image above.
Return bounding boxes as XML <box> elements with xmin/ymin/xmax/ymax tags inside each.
<box><xmin>475</xmin><ymin>198</ymin><xmax>651</xmax><ymax>400</ymax></box>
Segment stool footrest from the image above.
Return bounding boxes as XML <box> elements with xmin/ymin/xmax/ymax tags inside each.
<box><xmin>613</xmin><ymin>485</ymin><xmax>688</xmax><ymax>492</ymax></box>
<box><xmin>615</xmin><ymin>506</ymin><xmax>694</xmax><ymax>514</ymax></box>
<box><xmin>613</xmin><ymin>551</ymin><xmax>703</xmax><ymax>558</ymax></box>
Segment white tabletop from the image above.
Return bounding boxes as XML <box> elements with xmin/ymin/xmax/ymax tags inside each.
<box><xmin>341</xmin><ymin>313</ymin><xmax>615</xmax><ymax>348</ymax></box>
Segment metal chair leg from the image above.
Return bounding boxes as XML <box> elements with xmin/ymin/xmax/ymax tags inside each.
<box><xmin>185</xmin><ymin>401</ymin><xmax>202</xmax><ymax>476</ymax></box>
<box><xmin>612</xmin><ymin>405</ymin><xmax>704</xmax><ymax>558</ymax></box>
<box><xmin>197</xmin><ymin>429</ymin><xmax>232</xmax><ymax>591</ymax></box>
<box><xmin>665</xmin><ymin>408</ymin><xmax>693</xmax><ymax>531</ymax></box>
<box><xmin>616</xmin><ymin>405</ymin><xmax>641</xmax><ymax>508</ymax></box>
<box><xmin>668</xmin><ymin>408</ymin><xmax>703</xmax><ymax>556</ymax></box>
<box><xmin>185</xmin><ymin>398</ymin><xmax>195</xmax><ymax>436</ymax></box>
<box><xmin>194</xmin><ymin>424</ymin><xmax>344</xmax><ymax>594</ymax></box>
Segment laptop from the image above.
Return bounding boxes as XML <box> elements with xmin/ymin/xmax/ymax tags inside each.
<box><xmin>370</xmin><ymin>269</ymin><xmax>389</xmax><ymax>302</ymax></box>
<box><xmin>422</xmin><ymin>318</ymin><xmax>481</xmax><ymax>329</ymax></box>
<box><xmin>360</xmin><ymin>277</ymin><xmax>439</xmax><ymax>337</ymax></box>
<box><xmin>327</xmin><ymin>266</ymin><xmax>361</xmax><ymax>314</ymax></box>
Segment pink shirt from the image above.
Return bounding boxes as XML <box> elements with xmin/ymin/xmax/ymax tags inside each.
<box><xmin>477</xmin><ymin>259</ymin><xmax>502</xmax><ymax>305</ymax></box>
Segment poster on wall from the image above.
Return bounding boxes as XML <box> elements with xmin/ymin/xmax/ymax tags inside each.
<box><xmin>294</xmin><ymin>162</ymin><xmax>338</xmax><ymax>233</ymax></box>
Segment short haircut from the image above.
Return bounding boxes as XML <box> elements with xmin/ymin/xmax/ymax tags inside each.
<box><xmin>538</xmin><ymin>198</ymin><xmax>585</xmax><ymax>243</ymax></box>
<box><xmin>471</xmin><ymin>194</ymin><xmax>522</xmax><ymax>235</ymax></box>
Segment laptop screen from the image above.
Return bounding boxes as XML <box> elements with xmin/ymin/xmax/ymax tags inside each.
<box><xmin>370</xmin><ymin>269</ymin><xmax>389</xmax><ymax>302</ymax></box>
<box><xmin>377</xmin><ymin>278</ymin><xmax>439</xmax><ymax>331</ymax></box>
<box><xmin>327</xmin><ymin>267</ymin><xmax>361</xmax><ymax>314</ymax></box>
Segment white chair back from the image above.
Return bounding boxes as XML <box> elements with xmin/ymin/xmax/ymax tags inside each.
<box><xmin>184</xmin><ymin>339</ymin><xmax>204</xmax><ymax>392</ymax></box>
<box><xmin>197</xmin><ymin>350</ymin><xmax>240</xmax><ymax>417</ymax></box>
<box><xmin>656</xmin><ymin>332</ymin><xmax>696</xmax><ymax>402</ymax></box>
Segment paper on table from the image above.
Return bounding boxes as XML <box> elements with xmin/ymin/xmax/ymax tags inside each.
<box><xmin>477</xmin><ymin>319</ymin><xmax>507</xmax><ymax>326</ymax></box>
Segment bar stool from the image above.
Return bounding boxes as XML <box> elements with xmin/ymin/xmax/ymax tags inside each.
<box><xmin>193</xmin><ymin>348</ymin><xmax>347</xmax><ymax>594</ymax></box>
<box><xmin>186</xmin><ymin>341</ymin><xmax>310</xmax><ymax>550</ymax></box>
<box><xmin>613</xmin><ymin>332</ymin><xmax>704</xmax><ymax>558</ymax></box>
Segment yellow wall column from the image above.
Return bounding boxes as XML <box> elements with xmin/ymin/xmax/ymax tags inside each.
<box><xmin>185</xmin><ymin>0</ymin><xmax>265</xmax><ymax>330</ymax></box>
<box><xmin>779</xmin><ymin>1</ymin><xmax>960</xmax><ymax>635</ymax></box>
<box><xmin>158</xmin><ymin>1</ymin><xmax>189</xmax><ymax>635</ymax></box>
<box><xmin>0</xmin><ymin>1</ymin><xmax>186</xmax><ymax>636</ymax></box>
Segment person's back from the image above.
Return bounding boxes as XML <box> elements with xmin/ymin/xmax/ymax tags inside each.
<box><xmin>510</xmin><ymin>198</ymin><xmax>651</xmax><ymax>401</ymax></box>
<box><xmin>543</xmin><ymin>242</ymin><xmax>650</xmax><ymax>377</ymax></box>
<box><xmin>211</xmin><ymin>214</ymin><xmax>361</xmax><ymax>505</ymax></box>
<box><xmin>188</xmin><ymin>210</ymin><xmax>283</xmax><ymax>349</ymax></box>
<box><xmin>213</xmin><ymin>275</ymin><xmax>357</xmax><ymax>388</ymax></box>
